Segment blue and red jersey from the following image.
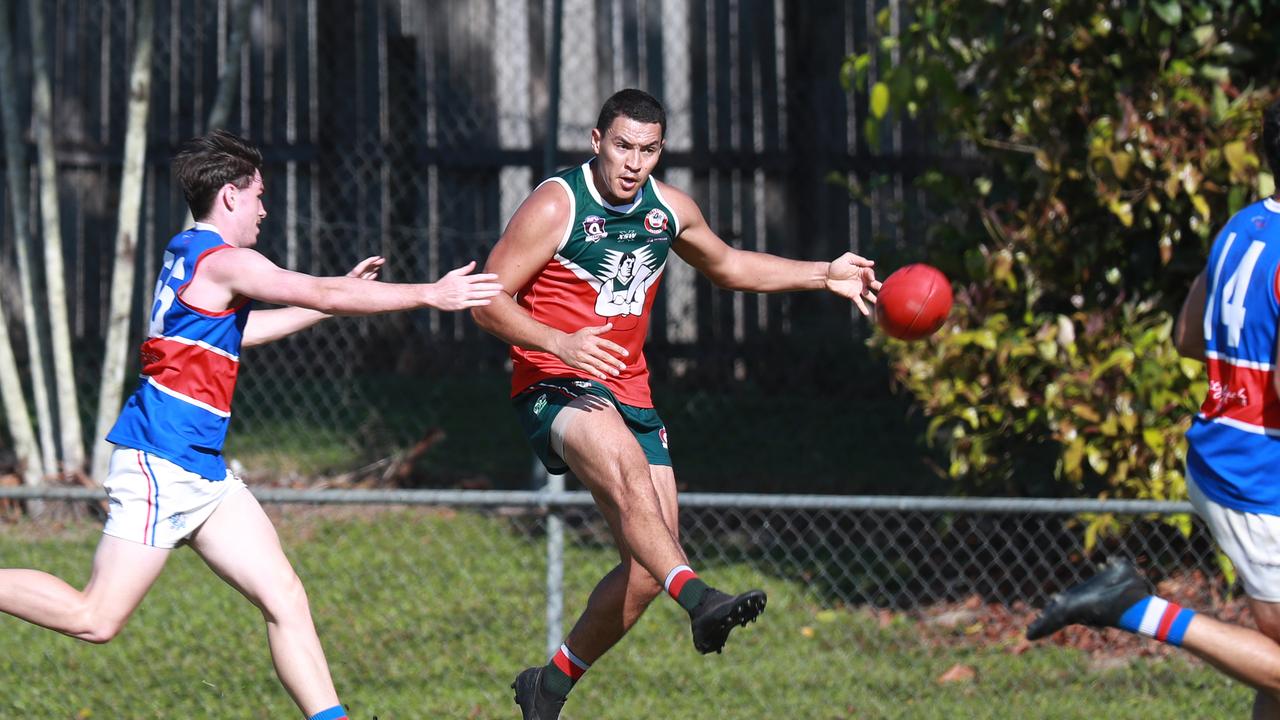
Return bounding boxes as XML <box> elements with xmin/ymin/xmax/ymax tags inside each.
<box><xmin>107</xmin><ymin>225</ymin><xmax>251</xmax><ymax>480</ymax></box>
<box><xmin>1186</xmin><ymin>197</ymin><xmax>1280</xmax><ymax>514</ymax></box>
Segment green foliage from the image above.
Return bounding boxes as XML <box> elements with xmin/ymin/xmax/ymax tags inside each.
<box><xmin>846</xmin><ymin>1</ymin><xmax>1279</xmax><ymax>505</ymax></box>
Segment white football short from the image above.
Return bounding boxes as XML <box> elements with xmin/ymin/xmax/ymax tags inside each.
<box><xmin>1187</xmin><ymin>471</ymin><xmax>1280</xmax><ymax>602</ymax></box>
<box><xmin>102</xmin><ymin>447</ymin><xmax>245</xmax><ymax>549</ymax></box>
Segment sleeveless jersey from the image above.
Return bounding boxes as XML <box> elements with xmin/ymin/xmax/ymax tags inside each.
<box><xmin>1186</xmin><ymin>197</ymin><xmax>1280</xmax><ymax>514</ymax></box>
<box><xmin>107</xmin><ymin>225</ymin><xmax>252</xmax><ymax>481</ymax></box>
<box><xmin>510</xmin><ymin>161</ymin><xmax>680</xmax><ymax>407</ymax></box>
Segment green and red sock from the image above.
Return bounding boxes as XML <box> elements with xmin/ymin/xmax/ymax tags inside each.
<box><xmin>543</xmin><ymin>643</ymin><xmax>590</xmax><ymax>699</ymax></box>
<box><xmin>664</xmin><ymin>564</ymin><xmax>709</xmax><ymax>613</ymax></box>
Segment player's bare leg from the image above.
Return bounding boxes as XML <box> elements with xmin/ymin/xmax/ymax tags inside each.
<box><xmin>189</xmin><ymin>486</ymin><xmax>342</xmax><ymax>717</ymax></box>
<box><xmin>556</xmin><ymin>406</ymin><xmax>763</xmax><ymax>655</ymax></box>
<box><xmin>0</xmin><ymin>534</ymin><xmax>169</xmax><ymax>642</ymax></box>
<box><xmin>561</xmin><ymin>464</ymin><xmax>680</xmax><ymax>662</ymax></box>
<box><xmin>559</xmin><ymin>401</ymin><xmax>687</xmax><ymax>580</ymax></box>
<box><xmin>1177</xmin><ymin>598</ymin><xmax>1280</xmax><ymax>719</ymax></box>
<box><xmin>514</xmin><ymin>407</ymin><xmax>764</xmax><ymax>720</ymax></box>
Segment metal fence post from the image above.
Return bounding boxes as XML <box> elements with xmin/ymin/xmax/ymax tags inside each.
<box><xmin>543</xmin><ymin>465</ymin><xmax>567</xmax><ymax>658</ymax></box>
<box><xmin>539</xmin><ymin>0</ymin><xmax>567</xmax><ymax>663</ymax></box>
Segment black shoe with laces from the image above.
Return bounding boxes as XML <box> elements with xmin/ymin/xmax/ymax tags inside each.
<box><xmin>1026</xmin><ymin>557</ymin><xmax>1154</xmax><ymax>641</ymax></box>
<box><xmin>690</xmin><ymin>588</ymin><xmax>767</xmax><ymax>654</ymax></box>
<box><xmin>511</xmin><ymin>666</ymin><xmax>566</xmax><ymax>720</ymax></box>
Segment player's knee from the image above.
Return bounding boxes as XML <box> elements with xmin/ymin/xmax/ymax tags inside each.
<box><xmin>256</xmin><ymin>572</ymin><xmax>312</xmax><ymax>623</ymax></box>
<box><xmin>611</xmin><ymin>474</ymin><xmax>663</xmax><ymax>515</ymax></box>
<box><xmin>1255</xmin><ymin>610</ymin><xmax>1280</xmax><ymax>643</ymax></box>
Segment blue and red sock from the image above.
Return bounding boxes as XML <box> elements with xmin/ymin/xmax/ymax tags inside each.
<box><xmin>1116</xmin><ymin>596</ymin><xmax>1196</xmax><ymax>646</ymax></box>
<box><xmin>306</xmin><ymin>705</ymin><xmax>348</xmax><ymax>720</ymax></box>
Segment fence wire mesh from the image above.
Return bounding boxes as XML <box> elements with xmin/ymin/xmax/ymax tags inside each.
<box><xmin>0</xmin><ymin>490</ymin><xmax>1251</xmax><ymax>718</ymax></box>
<box><xmin>0</xmin><ymin>0</ymin><xmax>949</xmax><ymax>494</ymax></box>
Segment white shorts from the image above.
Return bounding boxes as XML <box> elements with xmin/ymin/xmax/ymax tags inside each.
<box><xmin>102</xmin><ymin>447</ymin><xmax>245</xmax><ymax>549</ymax></box>
<box><xmin>1188</xmin><ymin>472</ymin><xmax>1280</xmax><ymax>602</ymax></box>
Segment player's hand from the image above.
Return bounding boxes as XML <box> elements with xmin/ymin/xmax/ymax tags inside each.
<box><xmin>424</xmin><ymin>261</ymin><xmax>504</xmax><ymax>311</ymax></box>
<box><xmin>552</xmin><ymin>323</ymin><xmax>628</xmax><ymax>380</ymax></box>
<box><xmin>346</xmin><ymin>255</ymin><xmax>385</xmax><ymax>280</ymax></box>
<box><xmin>825</xmin><ymin>252</ymin><xmax>881</xmax><ymax>316</ymax></box>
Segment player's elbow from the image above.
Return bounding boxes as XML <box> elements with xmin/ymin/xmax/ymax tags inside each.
<box><xmin>703</xmin><ymin>265</ymin><xmax>741</xmax><ymax>291</ymax></box>
<box><xmin>304</xmin><ymin>279</ymin><xmax>362</xmax><ymax>316</ymax></box>
<box><xmin>1172</xmin><ymin>327</ymin><xmax>1205</xmax><ymax>362</ymax></box>
<box><xmin>1174</xmin><ymin>339</ymin><xmax>1201</xmax><ymax>361</ymax></box>
<box><xmin>470</xmin><ymin>305</ymin><xmax>495</xmax><ymax>331</ymax></box>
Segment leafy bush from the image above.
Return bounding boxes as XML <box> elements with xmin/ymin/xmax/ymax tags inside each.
<box><xmin>847</xmin><ymin>1</ymin><xmax>1278</xmax><ymax>500</ymax></box>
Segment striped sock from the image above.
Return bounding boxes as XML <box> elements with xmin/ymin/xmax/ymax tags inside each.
<box><xmin>306</xmin><ymin>705</ymin><xmax>348</xmax><ymax>720</ymax></box>
<box><xmin>664</xmin><ymin>564</ymin><xmax>709</xmax><ymax>613</ymax></box>
<box><xmin>543</xmin><ymin>643</ymin><xmax>590</xmax><ymax>698</ymax></box>
<box><xmin>1116</xmin><ymin>596</ymin><xmax>1196</xmax><ymax>647</ymax></box>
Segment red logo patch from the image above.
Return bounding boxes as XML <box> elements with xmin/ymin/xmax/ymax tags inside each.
<box><xmin>644</xmin><ymin>209</ymin><xmax>668</xmax><ymax>234</ymax></box>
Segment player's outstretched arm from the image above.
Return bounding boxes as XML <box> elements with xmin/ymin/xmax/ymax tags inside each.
<box><xmin>471</xmin><ymin>182</ymin><xmax>628</xmax><ymax>380</ymax></box>
<box><xmin>665</xmin><ymin>181</ymin><xmax>882</xmax><ymax>314</ymax></box>
<box><xmin>199</xmin><ymin>247</ymin><xmax>502</xmax><ymax>317</ymax></box>
<box><xmin>1174</xmin><ymin>270</ymin><xmax>1207</xmax><ymax>362</ymax></box>
<box><xmin>242</xmin><ymin>255</ymin><xmax>385</xmax><ymax>347</ymax></box>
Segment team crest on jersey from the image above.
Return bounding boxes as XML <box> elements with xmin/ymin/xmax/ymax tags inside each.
<box><xmin>582</xmin><ymin>215</ymin><xmax>608</xmax><ymax>242</ymax></box>
<box><xmin>644</xmin><ymin>208</ymin><xmax>668</xmax><ymax>234</ymax></box>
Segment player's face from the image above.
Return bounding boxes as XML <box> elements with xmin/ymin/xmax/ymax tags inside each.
<box><xmin>229</xmin><ymin>171</ymin><xmax>267</xmax><ymax>248</ymax></box>
<box><xmin>591</xmin><ymin>117</ymin><xmax>664</xmax><ymax>204</ymax></box>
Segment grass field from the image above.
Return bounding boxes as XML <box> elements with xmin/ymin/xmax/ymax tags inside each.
<box><xmin>0</xmin><ymin>508</ymin><xmax>1248</xmax><ymax>719</ymax></box>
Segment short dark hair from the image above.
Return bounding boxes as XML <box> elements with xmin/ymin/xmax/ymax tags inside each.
<box><xmin>595</xmin><ymin>89</ymin><xmax>666</xmax><ymax>139</ymax></box>
<box><xmin>1265</xmin><ymin>99</ymin><xmax>1280</xmax><ymax>177</ymax></box>
<box><xmin>173</xmin><ymin>129</ymin><xmax>262</xmax><ymax>219</ymax></box>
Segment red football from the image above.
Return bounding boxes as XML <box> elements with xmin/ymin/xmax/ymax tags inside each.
<box><xmin>875</xmin><ymin>263</ymin><xmax>952</xmax><ymax>340</ymax></box>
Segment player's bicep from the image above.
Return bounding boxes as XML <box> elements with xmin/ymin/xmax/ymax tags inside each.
<box><xmin>483</xmin><ymin>183</ymin><xmax>571</xmax><ymax>294</ymax></box>
<box><xmin>206</xmin><ymin>249</ymin><xmax>325</xmax><ymax>308</ymax></box>
<box><xmin>671</xmin><ymin>196</ymin><xmax>735</xmax><ymax>284</ymax></box>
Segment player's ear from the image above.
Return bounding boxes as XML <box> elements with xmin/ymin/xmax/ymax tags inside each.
<box><xmin>590</xmin><ymin>128</ymin><xmax>603</xmax><ymax>154</ymax></box>
<box><xmin>219</xmin><ymin>183</ymin><xmax>238</xmax><ymax>213</ymax></box>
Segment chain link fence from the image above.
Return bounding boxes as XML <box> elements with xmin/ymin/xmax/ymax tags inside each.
<box><xmin>0</xmin><ymin>0</ymin><xmax>953</xmax><ymax>493</ymax></box>
<box><xmin>0</xmin><ymin>487</ymin><xmax>1252</xmax><ymax>717</ymax></box>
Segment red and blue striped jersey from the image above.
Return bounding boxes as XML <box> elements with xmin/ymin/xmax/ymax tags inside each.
<box><xmin>1186</xmin><ymin>197</ymin><xmax>1280</xmax><ymax>513</ymax></box>
<box><xmin>107</xmin><ymin>226</ymin><xmax>251</xmax><ymax>480</ymax></box>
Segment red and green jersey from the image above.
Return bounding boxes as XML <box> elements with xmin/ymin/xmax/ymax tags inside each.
<box><xmin>511</xmin><ymin>160</ymin><xmax>680</xmax><ymax>407</ymax></box>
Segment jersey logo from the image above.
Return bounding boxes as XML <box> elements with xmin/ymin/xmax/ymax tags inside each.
<box><xmin>644</xmin><ymin>208</ymin><xmax>668</xmax><ymax>234</ymax></box>
<box><xmin>582</xmin><ymin>215</ymin><xmax>608</xmax><ymax>242</ymax></box>
<box><xmin>594</xmin><ymin>246</ymin><xmax>659</xmax><ymax>328</ymax></box>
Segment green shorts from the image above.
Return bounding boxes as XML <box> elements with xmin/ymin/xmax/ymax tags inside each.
<box><xmin>513</xmin><ymin>378</ymin><xmax>671</xmax><ymax>475</ymax></box>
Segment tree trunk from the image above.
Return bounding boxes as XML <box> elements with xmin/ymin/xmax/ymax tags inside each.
<box><xmin>90</xmin><ymin>0</ymin><xmax>155</xmax><ymax>486</ymax></box>
<box><xmin>0</xmin><ymin>0</ymin><xmax>53</xmax><ymax>484</ymax></box>
<box><xmin>29</xmin><ymin>0</ymin><xmax>84</xmax><ymax>475</ymax></box>
<box><xmin>0</xmin><ymin>301</ymin><xmax>41</xmax><ymax>488</ymax></box>
<box><xmin>181</xmin><ymin>0</ymin><xmax>252</xmax><ymax>230</ymax></box>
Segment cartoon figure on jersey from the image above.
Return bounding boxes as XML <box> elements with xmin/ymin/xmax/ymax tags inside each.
<box><xmin>594</xmin><ymin>247</ymin><xmax>656</xmax><ymax>327</ymax></box>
